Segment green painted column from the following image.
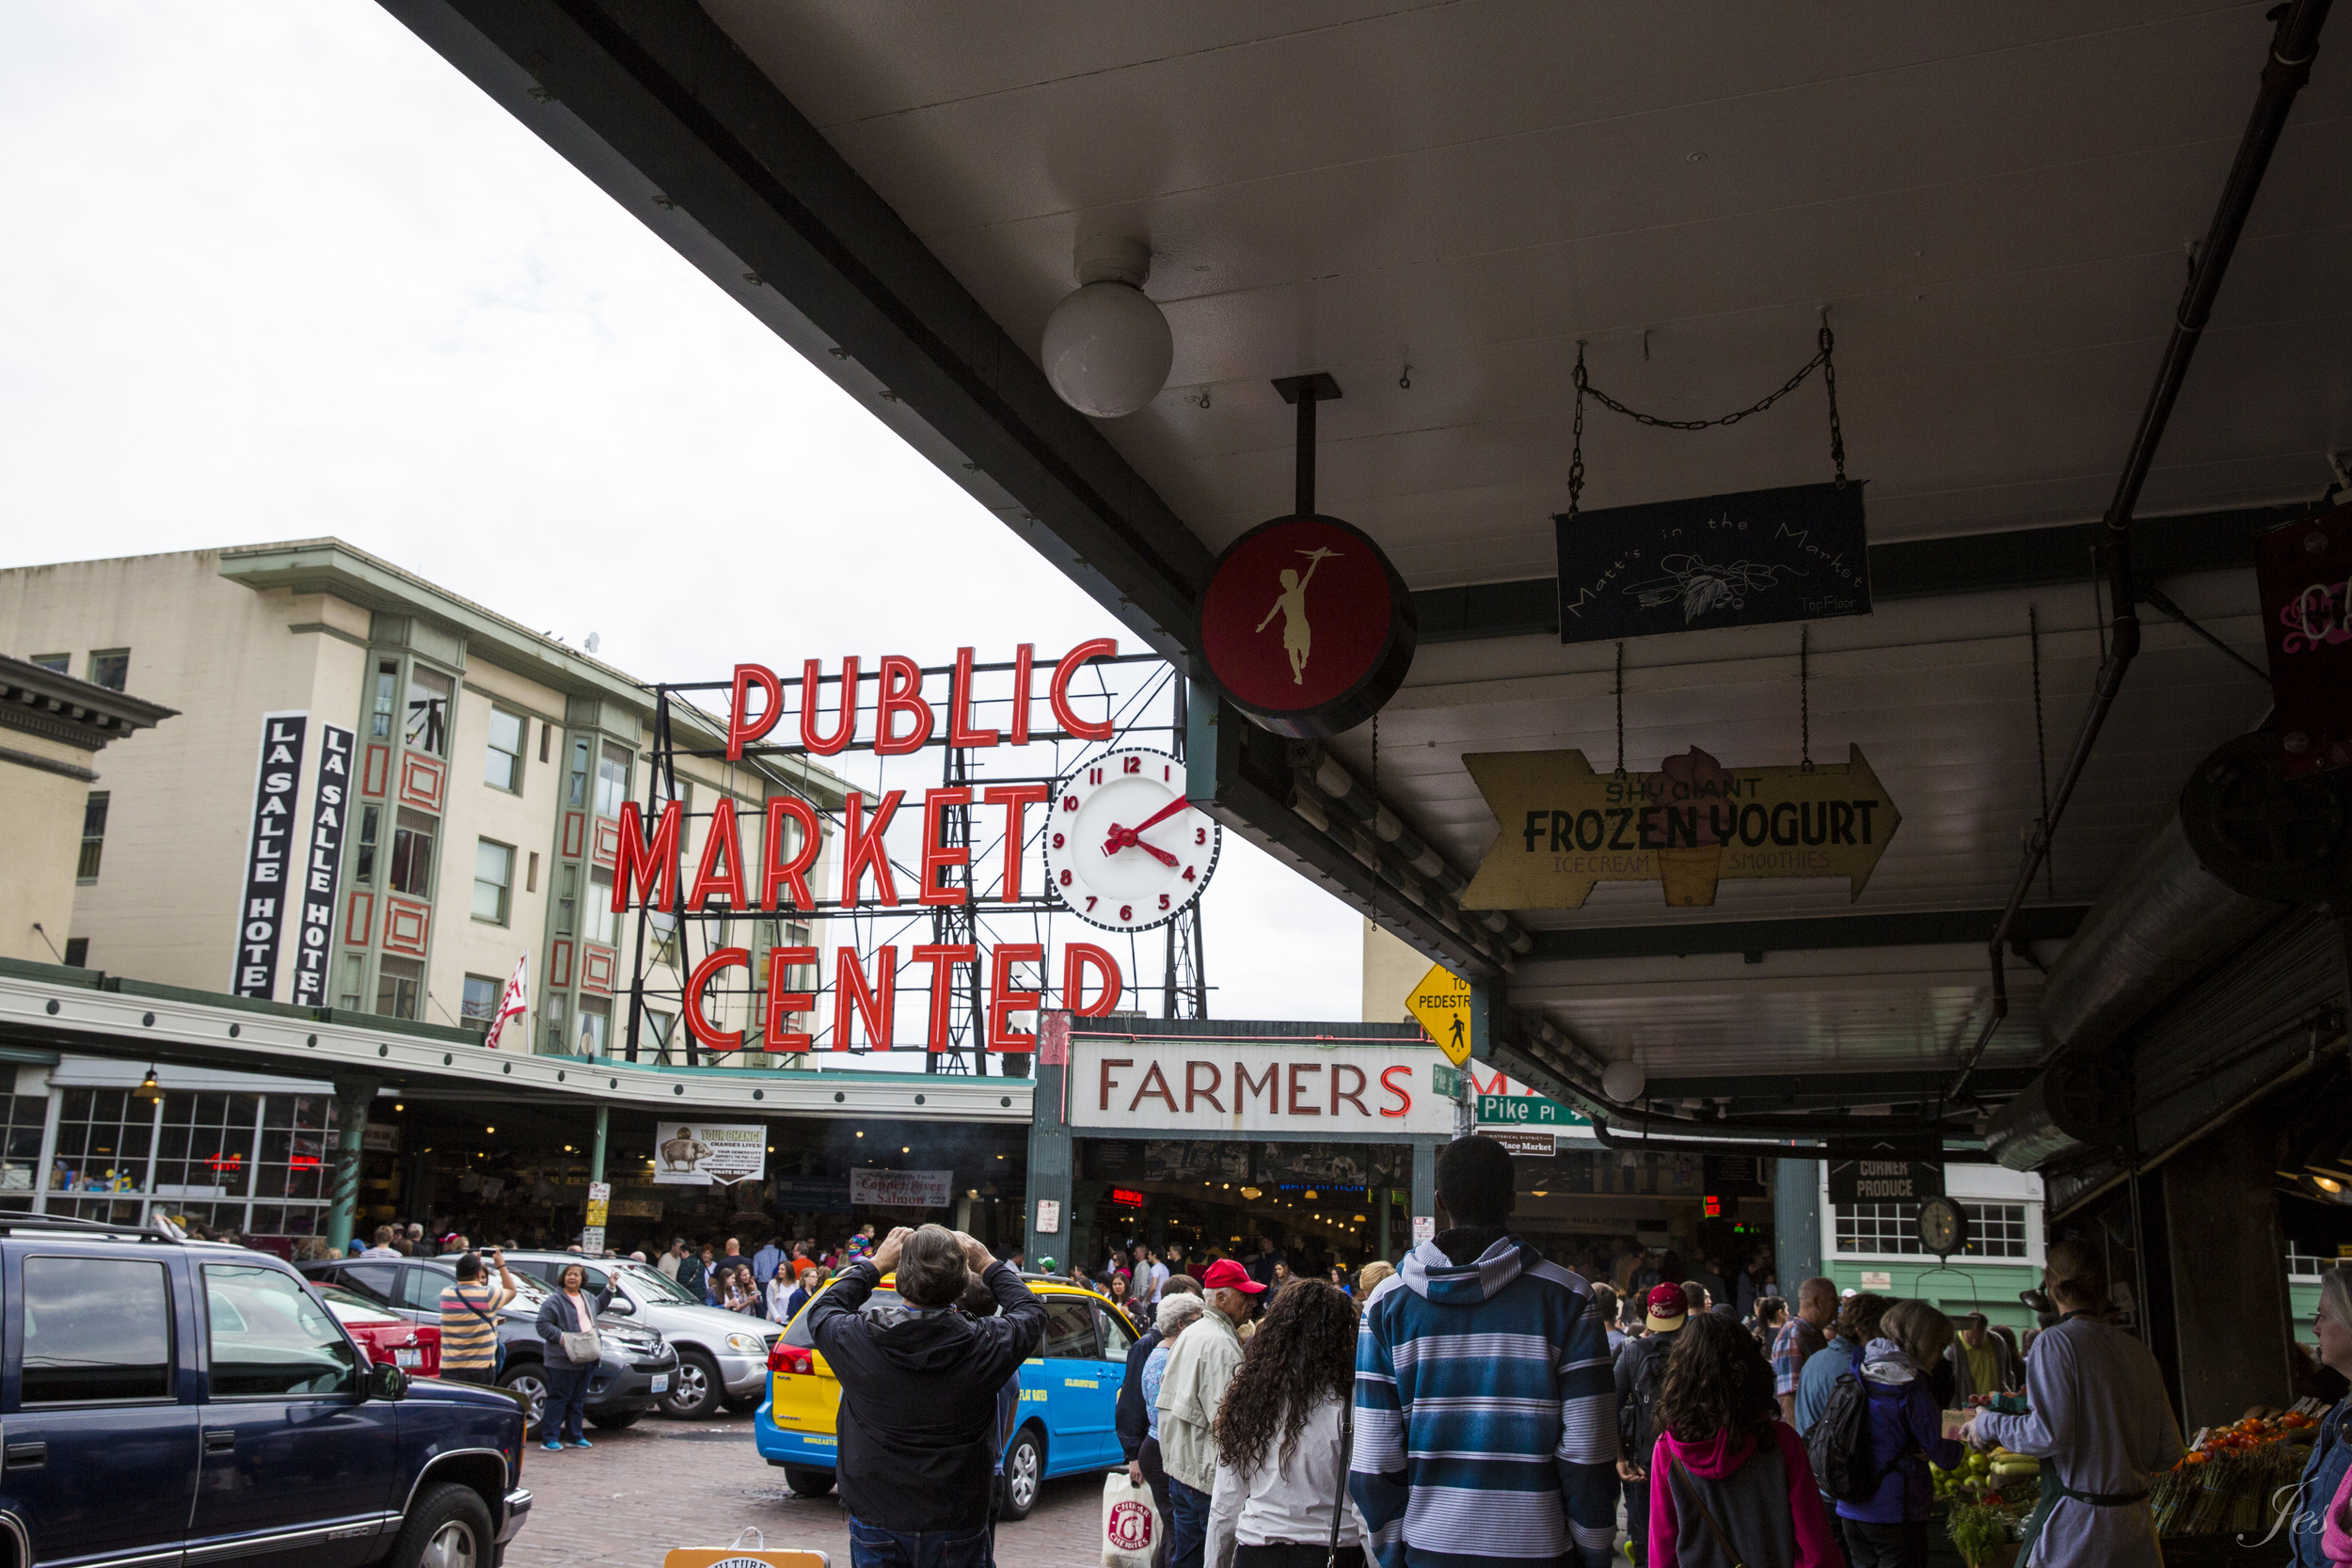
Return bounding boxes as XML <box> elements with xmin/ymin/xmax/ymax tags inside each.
<box><xmin>1774</xmin><ymin>1159</ymin><xmax>1822</xmax><ymax>1286</ymax></box>
<box><xmin>325</xmin><ymin>1075</ymin><xmax>380</xmax><ymax>1256</ymax></box>
<box><xmin>1410</xmin><ymin>1138</ymin><xmax>1438</xmax><ymax>1245</ymax></box>
<box><xmin>1025</xmin><ymin>1021</ymin><xmax>1073</xmax><ymax>1271</ymax></box>
<box><xmin>590</xmin><ymin>1104</ymin><xmax>610</xmax><ymax>1185</ymax></box>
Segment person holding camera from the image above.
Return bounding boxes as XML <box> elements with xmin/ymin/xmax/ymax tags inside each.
<box><xmin>810</xmin><ymin>1224</ymin><xmax>1047</xmax><ymax>1568</ymax></box>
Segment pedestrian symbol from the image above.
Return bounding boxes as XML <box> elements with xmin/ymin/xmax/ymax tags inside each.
<box><xmin>1405</xmin><ymin>963</ymin><xmax>1476</xmax><ymax>1067</ymax></box>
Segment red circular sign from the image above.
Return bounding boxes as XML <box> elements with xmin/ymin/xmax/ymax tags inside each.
<box><xmin>1196</xmin><ymin>514</ymin><xmax>1416</xmax><ymax>736</ymax></box>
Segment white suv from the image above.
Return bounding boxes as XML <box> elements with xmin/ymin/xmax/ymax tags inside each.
<box><xmin>493</xmin><ymin>1252</ymin><xmax>779</xmax><ymax>1419</ymax></box>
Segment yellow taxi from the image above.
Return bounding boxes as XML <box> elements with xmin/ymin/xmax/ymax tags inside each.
<box><xmin>754</xmin><ymin>1272</ymin><xmax>1140</xmax><ymax>1519</ymax></box>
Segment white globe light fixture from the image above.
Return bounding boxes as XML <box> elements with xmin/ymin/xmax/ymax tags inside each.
<box><xmin>1601</xmin><ymin>1059</ymin><xmax>1647</xmax><ymax>1104</ymax></box>
<box><xmin>1041</xmin><ymin>235</ymin><xmax>1172</xmax><ymax>419</ymax></box>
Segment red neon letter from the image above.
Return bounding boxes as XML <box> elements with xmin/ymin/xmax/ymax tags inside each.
<box><xmin>1049</xmin><ymin>638</ymin><xmax>1118</xmax><ymax>741</ymax></box>
<box><xmin>1062</xmin><ymin>942</ymin><xmax>1121</xmax><ymax>1018</ymax></box>
<box><xmin>982</xmin><ymin>783</ymin><xmax>1050</xmax><ymax>901</ymax></box>
<box><xmin>761</xmin><ymin>797</ymin><xmax>822</xmax><ymax>910</ymax></box>
<box><xmin>684</xmin><ymin>946</ymin><xmax>749</xmax><ymax>1051</ymax></box>
<box><xmin>948</xmin><ymin>646</ymin><xmax>999</xmax><ymax>749</ymax></box>
<box><xmin>1009</xmin><ymin>643</ymin><xmax>1035</xmax><ymax>746</ymax></box>
<box><xmin>727</xmin><ymin>664</ymin><xmax>782</xmax><ymax>760</ymax></box>
<box><xmin>918</xmin><ymin>787</ymin><xmax>972</xmax><ymax>907</ymax></box>
<box><xmin>989</xmin><ymin>942</ymin><xmax>1045</xmax><ymax>1051</ymax></box>
<box><xmin>839</xmin><ymin>790</ymin><xmax>902</xmax><ymax>907</ymax></box>
<box><xmin>875</xmin><ymin>655</ymin><xmax>933</xmax><ymax>756</ymax></box>
<box><xmin>686</xmin><ymin>800</ymin><xmax>746</xmax><ymax>909</ymax></box>
<box><xmin>912</xmin><ymin>942</ymin><xmax>976</xmax><ymax>1055</ymax></box>
<box><xmin>1379</xmin><ymin>1064</ymin><xmax>1414</xmax><ymax>1117</ymax></box>
<box><xmin>612</xmin><ymin>800</ymin><xmax>682</xmax><ymax>912</ymax></box>
<box><xmin>801</xmin><ymin>657</ymin><xmax>859</xmax><ymax>755</ymax></box>
<box><xmin>761</xmin><ymin>946</ymin><xmax>818</xmax><ymax>1053</ymax></box>
<box><xmin>834</xmin><ymin>945</ymin><xmax>898</xmax><ymax>1050</ymax></box>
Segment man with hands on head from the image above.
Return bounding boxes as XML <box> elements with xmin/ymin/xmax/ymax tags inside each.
<box><xmin>809</xmin><ymin>1225</ymin><xmax>1048</xmax><ymax>1568</ymax></box>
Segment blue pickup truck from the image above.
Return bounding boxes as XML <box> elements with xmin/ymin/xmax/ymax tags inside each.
<box><xmin>0</xmin><ymin>1213</ymin><xmax>532</xmax><ymax>1567</ymax></box>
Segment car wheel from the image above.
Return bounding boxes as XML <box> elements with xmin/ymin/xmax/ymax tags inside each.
<box><xmin>588</xmin><ymin>1410</ymin><xmax>642</xmax><ymax>1430</ymax></box>
<box><xmin>782</xmin><ymin>1465</ymin><xmax>835</xmax><ymax>1498</ymax></box>
<box><xmin>660</xmin><ymin>1349</ymin><xmax>723</xmax><ymax>1420</ymax></box>
<box><xmin>999</xmin><ymin>1426</ymin><xmax>1045</xmax><ymax>1521</ymax></box>
<box><xmin>386</xmin><ymin>1481</ymin><xmax>492</xmax><ymax>1568</ymax></box>
<box><xmin>498</xmin><ymin>1364</ymin><xmax>548</xmax><ymax>1433</ymax></box>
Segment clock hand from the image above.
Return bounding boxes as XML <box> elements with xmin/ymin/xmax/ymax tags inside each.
<box><xmin>1127</xmin><ymin>796</ymin><xmax>1192</xmax><ymax>836</ymax></box>
<box><xmin>1100</xmin><ymin>824</ymin><xmax>1180</xmax><ymax>867</ymax></box>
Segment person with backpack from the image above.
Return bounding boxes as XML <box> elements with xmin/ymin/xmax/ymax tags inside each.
<box><xmin>1795</xmin><ymin>1291</ymin><xmax>1891</xmax><ymax>1568</ymax></box>
<box><xmin>1832</xmin><ymin>1301</ymin><xmax>1963</xmax><ymax>1567</ymax></box>
<box><xmin>1645</xmin><ymin>1311</ymin><xmax>1838</xmax><ymax>1567</ymax></box>
<box><xmin>1616</xmin><ymin>1282</ymin><xmax>1690</xmax><ymax>1565</ymax></box>
<box><xmin>437</xmin><ymin>1246</ymin><xmax>517</xmax><ymax>1386</ymax></box>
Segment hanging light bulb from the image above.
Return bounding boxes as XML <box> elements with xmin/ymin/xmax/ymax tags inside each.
<box><xmin>133</xmin><ymin>1066</ymin><xmax>164</xmax><ymax>1106</ymax></box>
<box><xmin>1041</xmin><ymin>236</ymin><xmax>1172</xmax><ymax>418</ymax></box>
<box><xmin>1602</xmin><ymin>1059</ymin><xmax>1647</xmax><ymax>1102</ymax></box>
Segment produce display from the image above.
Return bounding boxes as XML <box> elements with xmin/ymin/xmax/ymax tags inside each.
<box><xmin>2150</xmin><ymin>1404</ymin><xmax>2323</xmax><ymax>1538</ymax></box>
<box><xmin>1932</xmin><ymin>1440</ymin><xmax>2039</xmax><ymax>1567</ymax></box>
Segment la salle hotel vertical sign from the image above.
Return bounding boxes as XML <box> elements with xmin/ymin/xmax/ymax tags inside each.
<box><xmin>232</xmin><ymin>712</ymin><xmax>308</xmax><ymax>999</ymax></box>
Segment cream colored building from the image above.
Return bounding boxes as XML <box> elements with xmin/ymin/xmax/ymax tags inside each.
<box><xmin>0</xmin><ymin>542</ymin><xmax>849</xmax><ymax>1066</ymax></box>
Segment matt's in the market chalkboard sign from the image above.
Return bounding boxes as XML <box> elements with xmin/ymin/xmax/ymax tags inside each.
<box><xmin>1555</xmin><ymin>481</ymin><xmax>1869</xmax><ymax>644</ymax></box>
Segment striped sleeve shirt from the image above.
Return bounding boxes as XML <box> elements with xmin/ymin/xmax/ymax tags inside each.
<box><xmin>438</xmin><ymin>1283</ymin><xmax>502</xmax><ymax>1371</ymax></box>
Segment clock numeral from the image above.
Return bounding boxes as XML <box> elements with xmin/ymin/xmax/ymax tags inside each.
<box><xmin>1122</xmin><ymin>755</ymin><xmax>1140</xmax><ymax>774</ymax></box>
<box><xmin>1062</xmin><ymin>795</ymin><xmax>1079</xmax><ymax>812</ymax></box>
<box><xmin>1158</xmin><ymin>895</ymin><xmax>1169</xmax><ymax>911</ymax></box>
<box><xmin>1183</xmin><ymin>865</ymin><xmax>1196</xmax><ymax>881</ymax></box>
<box><xmin>1120</xmin><ymin>905</ymin><xmax>1133</xmax><ymax>922</ymax></box>
<box><xmin>1163</xmin><ymin>765</ymin><xmax>1170</xmax><ymax>781</ymax></box>
<box><xmin>1057</xmin><ymin>869</ymin><xmax>1073</xmax><ymax>887</ymax></box>
<box><xmin>1086</xmin><ymin>896</ymin><xmax>1097</xmax><ymax>912</ymax></box>
<box><xmin>1195</xmin><ymin>828</ymin><xmax>1206</xmax><ymax>845</ymax></box>
<box><xmin>1088</xmin><ymin>768</ymin><xmax>1103</xmax><ymax>784</ymax></box>
<box><xmin>1051</xmin><ymin>832</ymin><xmax>1065</xmax><ymax>848</ymax></box>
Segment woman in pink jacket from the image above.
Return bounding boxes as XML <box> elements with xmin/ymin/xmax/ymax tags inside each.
<box><xmin>1647</xmin><ymin>1312</ymin><xmax>1839</xmax><ymax>1567</ymax></box>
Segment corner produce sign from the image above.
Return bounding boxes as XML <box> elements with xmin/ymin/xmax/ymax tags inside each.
<box><xmin>1459</xmin><ymin>743</ymin><xmax>1899</xmax><ymax>909</ymax></box>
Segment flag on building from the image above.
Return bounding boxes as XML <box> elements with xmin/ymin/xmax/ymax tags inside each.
<box><xmin>487</xmin><ymin>954</ymin><xmax>529</xmax><ymax>1049</ymax></box>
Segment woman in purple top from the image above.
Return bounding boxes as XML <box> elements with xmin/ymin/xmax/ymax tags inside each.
<box><xmin>1836</xmin><ymin>1301</ymin><xmax>1965</xmax><ymax>1568</ymax></box>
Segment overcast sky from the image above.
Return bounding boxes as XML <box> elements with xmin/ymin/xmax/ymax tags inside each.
<box><xmin>0</xmin><ymin>1</ymin><xmax>1365</xmax><ymax>1025</ymax></box>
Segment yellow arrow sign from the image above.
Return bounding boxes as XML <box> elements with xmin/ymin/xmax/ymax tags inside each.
<box><xmin>1459</xmin><ymin>743</ymin><xmax>1899</xmax><ymax>910</ymax></box>
<box><xmin>1406</xmin><ymin>963</ymin><xmax>1476</xmax><ymax>1066</ymax></box>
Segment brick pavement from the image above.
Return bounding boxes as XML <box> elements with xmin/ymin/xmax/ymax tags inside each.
<box><xmin>501</xmin><ymin>1407</ymin><xmax>1108</xmax><ymax>1568</ymax></box>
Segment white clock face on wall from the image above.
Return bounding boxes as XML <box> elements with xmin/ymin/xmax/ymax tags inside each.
<box><xmin>1043</xmin><ymin>747</ymin><xmax>1222</xmax><ymax>931</ymax></box>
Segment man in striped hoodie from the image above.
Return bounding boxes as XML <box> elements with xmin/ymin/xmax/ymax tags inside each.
<box><xmin>1353</xmin><ymin>1136</ymin><xmax>1620</xmax><ymax>1568</ymax></box>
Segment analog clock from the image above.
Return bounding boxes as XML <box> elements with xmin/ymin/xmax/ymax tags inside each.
<box><xmin>1043</xmin><ymin>747</ymin><xmax>1221</xmax><ymax>931</ymax></box>
<box><xmin>1916</xmin><ymin>1195</ymin><xmax>1969</xmax><ymax>1259</ymax></box>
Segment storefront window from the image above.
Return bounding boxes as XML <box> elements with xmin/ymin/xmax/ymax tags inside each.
<box><xmin>50</xmin><ymin>1087</ymin><xmax>153</xmax><ymax>1197</ymax></box>
<box><xmin>1834</xmin><ymin>1200</ymin><xmax>2029</xmax><ymax>1259</ymax></box>
<box><xmin>406</xmin><ymin>666</ymin><xmax>453</xmax><ymax>756</ymax></box>
<box><xmin>253</xmin><ymin>1094</ymin><xmax>336</xmax><ymax>1202</ymax></box>
<box><xmin>152</xmin><ymin>1092</ymin><xmax>260</xmax><ymax>1202</ymax></box>
<box><xmin>0</xmin><ymin>1094</ymin><xmax>48</xmax><ymax>1211</ymax></box>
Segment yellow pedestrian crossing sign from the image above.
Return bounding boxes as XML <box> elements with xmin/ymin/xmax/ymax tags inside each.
<box><xmin>1406</xmin><ymin>963</ymin><xmax>1476</xmax><ymax>1066</ymax></box>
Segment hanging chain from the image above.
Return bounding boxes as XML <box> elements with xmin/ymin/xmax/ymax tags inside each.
<box><xmin>2030</xmin><ymin>605</ymin><xmax>2053</xmax><ymax>898</ymax></box>
<box><xmin>1820</xmin><ymin>322</ymin><xmax>1846</xmax><ymax>487</ymax></box>
<box><xmin>1568</xmin><ymin>325</ymin><xmax>1847</xmax><ymax>503</ymax></box>
<box><xmin>1370</xmin><ymin>710</ymin><xmax>1381</xmax><ymax>933</ymax></box>
<box><xmin>1567</xmin><ymin>346</ymin><xmax>1587</xmax><ymax>520</ymax></box>
<box><xmin>1799</xmin><ymin>625</ymin><xmax>1814</xmax><ymax>772</ymax></box>
<box><xmin>1613</xmin><ymin>641</ymin><xmax>1626</xmax><ymax>778</ymax></box>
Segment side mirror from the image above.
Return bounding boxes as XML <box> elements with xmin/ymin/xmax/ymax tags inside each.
<box><xmin>602</xmin><ymin>1296</ymin><xmax>636</xmax><ymax>1316</ymax></box>
<box><xmin>366</xmin><ymin>1360</ymin><xmax>409</xmax><ymax>1402</ymax></box>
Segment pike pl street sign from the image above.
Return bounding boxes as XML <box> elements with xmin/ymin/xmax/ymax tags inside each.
<box><xmin>1459</xmin><ymin>744</ymin><xmax>1899</xmax><ymax>909</ymax></box>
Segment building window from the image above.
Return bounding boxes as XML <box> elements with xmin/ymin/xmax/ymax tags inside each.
<box><xmin>29</xmin><ymin>654</ymin><xmax>68</xmax><ymax>673</ymax></box>
<box><xmin>555</xmin><ymin>863</ymin><xmax>578</xmax><ymax>936</ymax></box>
<box><xmin>649</xmin><ymin>911</ymin><xmax>678</xmax><ymax>966</ymax></box>
<box><xmin>538</xmin><ymin>721</ymin><xmax>551</xmax><ymax>764</ymax></box>
<box><xmin>644</xmin><ymin>1009</ymin><xmax>676</xmax><ymax>1057</ymax></box>
<box><xmin>485</xmin><ymin>708</ymin><xmax>525</xmax><ymax>792</ymax></box>
<box><xmin>406</xmin><ymin>666</ymin><xmax>453</xmax><ymax>756</ymax></box>
<box><xmin>62</xmin><ymin>939</ymin><xmax>88</xmax><ymax>969</ymax></box>
<box><xmin>355</xmin><ymin>804</ymin><xmax>381</xmax><ymax>885</ymax></box>
<box><xmin>586</xmin><ymin>869</ymin><xmax>618</xmax><ymax>946</ymax></box>
<box><xmin>578</xmin><ymin>997</ymin><xmax>610</xmax><ymax>1056</ymax></box>
<box><xmin>50</xmin><ymin>1087</ymin><xmax>154</xmax><ymax>1197</ymax></box>
<box><xmin>389</xmin><ymin>809</ymin><xmax>436</xmax><ymax>897</ymax></box>
<box><xmin>375</xmin><ymin>956</ymin><xmax>423</xmax><ymax>1021</ymax></box>
<box><xmin>472</xmin><ymin>839</ymin><xmax>515</xmax><ymax>925</ymax></box>
<box><xmin>86</xmin><ymin>649</ymin><xmax>129</xmax><ymax>691</ymax></box>
<box><xmin>253</xmin><ymin>1093</ymin><xmax>335</xmax><ymax>1202</ymax></box>
<box><xmin>595</xmin><ymin>741</ymin><xmax>630</xmax><ymax>818</ymax></box>
<box><xmin>336</xmin><ymin>954</ymin><xmax>365</xmax><ymax>1012</ymax></box>
<box><xmin>76</xmin><ymin>791</ymin><xmax>109</xmax><ymax>883</ymax></box>
<box><xmin>461</xmin><ymin>974</ymin><xmax>501</xmax><ymax>1035</ymax></box>
<box><xmin>526</xmin><ymin>851</ymin><xmax>538</xmax><ymax>894</ymax></box>
<box><xmin>153</xmin><ymin>1091</ymin><xmax>261</xmax><ymax>1200</ymax></box>
<box><xmin>371</xmin><ymin>659</ymin><xmax>400</xmax><ymax>739</ymax></box>
<box><xmin>544</xmin><ymin>990</ymin><xmax>567</xmax><ymax>1053</ymax></box>
<box><xmin>1833</xmin><ymin>1201</ymin><xmax>2031</xmax><ymax>1259</ymax></box>
<box><xmin>0</xmin><ymin>1094</ymin><xmax>49</xmax><ymax>1209</ymax></box>
<box><xmin>566</xmin><ymin>736</ymin><xmax>591</xmax><ymax>809</ymax></box>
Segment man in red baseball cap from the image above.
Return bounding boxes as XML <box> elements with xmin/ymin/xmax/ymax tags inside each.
<box><xmin>1156</xmin><ymin>1258</ymin><xmax>1264</xmax><ymax>1567</ymax></box>
<box><xmin>1616</xmin><ymin>1281</ymin><xmax>1691</xmax><ymax>1563</ymax></box>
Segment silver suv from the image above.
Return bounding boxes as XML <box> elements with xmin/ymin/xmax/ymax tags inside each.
<box><xmin>495</xmin><ymin>1251</ymin><xmax>779</xmax><ymax>1419</ymax></box>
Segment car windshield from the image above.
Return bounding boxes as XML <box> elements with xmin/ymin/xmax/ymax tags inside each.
<box><xmin>616</xmin><ymin>1260</ymin><xmax>702</xmax><ymax>1306</ymax></box>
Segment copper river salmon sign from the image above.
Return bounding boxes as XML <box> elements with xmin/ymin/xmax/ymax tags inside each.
<box><xmin>1458</xmin><ymin>743</ymin><xmax>1899</xmax><ymax>909</ymax></box>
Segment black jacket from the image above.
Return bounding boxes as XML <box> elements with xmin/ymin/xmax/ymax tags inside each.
<box><xmin>1116</xmin><ymin>1327</ymin><xmax>1163</xmax><ymax>1461</ymax></box>
<box><xmin>533</xmin><ymin>1284</ymin><xmax>616</xmax><ymax>1354</ymax></box>
<box><xmin>809</xmin><ymin>1258</ymin><xmax>1046</xmax><ymax>1530</ymax></box>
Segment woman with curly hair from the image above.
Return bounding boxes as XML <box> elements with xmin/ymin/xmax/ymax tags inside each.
<box><xmin>1647</xmin><ymin>1310</ymin><xmax>1837</xmax><ymax>1567</ymax></box>
<box><xmin>1205</xmin><ymin>1278</ymin><xmax>1366</xmax><ymax>1567</ymax></box>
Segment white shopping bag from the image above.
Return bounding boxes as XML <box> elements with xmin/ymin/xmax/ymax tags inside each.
<box><xmin>1101</xmin><ymin>1470</ymin><xmax>1161</xmax><ymax>1568</ymax></box>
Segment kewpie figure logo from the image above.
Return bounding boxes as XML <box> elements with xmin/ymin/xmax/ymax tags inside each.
<box><xmin>1106</xmin><ymin>1499</ymin><xmax>1154</xmax><ymax>1550</ymax></box>
<box><xmin>1254</xmin><ymin>546</ymin><xmax>1341</xmax><ymax>685</ymax></box>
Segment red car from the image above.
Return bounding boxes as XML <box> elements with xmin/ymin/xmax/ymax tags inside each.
<box><xmin>314</xmin><ymin>1281</ymin><xmax>441</xmax><ymax>1378</ymax></box>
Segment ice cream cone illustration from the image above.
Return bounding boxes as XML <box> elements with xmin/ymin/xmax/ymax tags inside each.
<box><xmin>1655</xmin><ymin>746</ymin><xmax>1733</xmax><ymax>907</ymax></box>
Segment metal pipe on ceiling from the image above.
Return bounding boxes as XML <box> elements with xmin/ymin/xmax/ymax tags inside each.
<box><xmin>1947</xmin><ymin>0</ymin><xmax>2332</xmax><ymax>1104</ymax></box>
<box><xmin>1584</xmin><ymin>1117</ymin><xmax>1999</xmax><ymax>1164</ymax></box>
